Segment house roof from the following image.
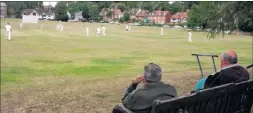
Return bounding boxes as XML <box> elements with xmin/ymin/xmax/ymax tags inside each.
<box><xmin>171</xmin><ymin>12</ymin><xmax>188</xmax><ymax>19</ymax></box>
<box><xmin>150</xmin><ymin>10</ymin><xmax>170</xmax><ymax>16</ymax></box>
<box><xmin>0</xmin><ymin>2</ymin><xmax>7</xmax><ymax>7</ymax></box>
<box><xmin>22</xmin><ymin>9</ymin><xmax>36</xmax><ymax>15</ymax></box>
<box><xmin>43</xmin><ymin>5</ymin><xmax>53</xmax><ymax>10</ymax></box>
<box><xmin>136</xmin><ymin>10</ymin><xmax>149</xmax><ymax>17</ymax></box>
<box><xmin>36</xmin><ymin>8</ymin><xmax>54</xmax><ymax>15</ymax></box>
<box><xmin>22</xmin><ymin>8</ymin><xmax>54</xmax><ymax>15</ymax></box>
<box><xmin>113</xmin><ymin>8</ymin><xmax>122</xmax><ymax>15</ymax></box>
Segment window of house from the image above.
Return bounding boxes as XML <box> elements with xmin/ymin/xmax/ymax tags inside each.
<box><xmin>33</xmin><ymin>13</ymin><xmax>36</xmax><ymax>16</ymax></box>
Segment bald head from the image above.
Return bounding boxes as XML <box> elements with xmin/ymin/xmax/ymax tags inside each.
<box><xmin>221</xmin><ymin>50</ymin><xmax>237</xmax><ymax>67</ymax></box>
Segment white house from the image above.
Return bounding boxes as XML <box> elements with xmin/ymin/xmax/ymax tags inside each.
<box><xmin>74</xmin><ymin>11</ymin><xmax>83</xmax><ymax>20</ymax></box>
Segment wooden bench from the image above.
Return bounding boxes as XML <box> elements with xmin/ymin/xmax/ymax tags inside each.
<box><xmin>152</xmin><ymin>80</ymin><xmax>253</xmax><ymax>113</ymax></box>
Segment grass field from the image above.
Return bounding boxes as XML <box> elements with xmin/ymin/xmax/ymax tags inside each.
<box><xmin>1</xmin><ymin>18</ymin><xmax>252</xmax><ymax>113</ymax></box>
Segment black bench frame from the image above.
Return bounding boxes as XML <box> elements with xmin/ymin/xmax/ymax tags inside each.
<box><xmin>152</xmin><ymin>80</ymin><xmax>253</xmax><ymax>113</ymax></box>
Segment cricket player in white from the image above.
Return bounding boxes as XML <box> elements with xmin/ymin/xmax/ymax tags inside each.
<box><xmin>101</xmin><ymin>25</ymin><xmax>106</xmax><ymax>36</ymax></box>
<box><xmin>84</xmin><ymin>26</ymin><xmax>89</xmax><ymax>36</ymax></box>
<box><xmin>188</xmin><ymin>31</ymin><xmax>192</xmax><ymax>42</ymax></box>
<box><xmin>97</xmin><ymin>27</ymin><xmax>101</xmax><ymax>36</ymax></box>
<box><xmin>161</xmin><ymin>27</ymin><xmax>164</xmax><ymax>35</ymax></box>
<box><xmin>5</xmin><ymin>23</ymin><xmax>12</xmax><ymax>41</ymax></box>
<box><xmin>20</xmin><ymin>22</ymin><xmax>23</xmax><ymax>28</ymax></box>
<box><xmin>125</xmin><ymin>24</ymin><xmax>129</xmax><ymax>31</ymax></box>
<box><xmin>56</xmin><ymin>20</ymin><xmax>63</xmax><ymax>31</ymax></box>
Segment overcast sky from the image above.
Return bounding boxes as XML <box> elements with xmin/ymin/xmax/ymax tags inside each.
<box><xmin>43</xmin><ymin>1</ymin><xmax>57</xmax><ymax>7</ymax></box>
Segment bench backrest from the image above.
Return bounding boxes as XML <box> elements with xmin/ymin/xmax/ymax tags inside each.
<box><xmin>152</xmin><ymin>80</ymin><xmax>253</xmax><ymax>113</ymax></box>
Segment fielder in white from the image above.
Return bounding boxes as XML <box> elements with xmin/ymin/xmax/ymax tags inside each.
<box><xmin>20</xmin><ymin>22</ymin><xmax>23</xmax><ymax>28</ymax></box>
<box><xmin>84</xmin><ymin>26</ymin><xmax>89</xmax><ymax>36</ymax></box>
<box><xmin>56</xmin><ymin>21</ymin><xmax>64</xmax><ymax>31</ymax></box>
<box><xmin>161</xmin><ymin>27</ymin><xmax>164</xmax><ymax>36</ymax></box>
<box><xmin>97</xmin><ymin>27</ymin><xmax>101</xmax><ymax>36</ymax></box>
<box><xmin>101</xmin><ymin>25</ymin><xmax>106</xmax><ymax>36</ymax></box>
<box><xmin>5</xmin><ymin>23</ymin><xmax>12</xmax><ymax>41</ymax></box>
<box><xmin>125</xmin><ymin>24</ymin><xmax>129</xmax><ymax>31</ymax></box>
<box><xmin>188</xmin><ymin>31</ymin><xmax>192</xmax><ymax>42</ymax></box>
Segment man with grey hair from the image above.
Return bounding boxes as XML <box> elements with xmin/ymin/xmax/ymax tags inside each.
<box><xmin>113</xmin><ymin>63</ymin><xmax>177</xmax><ymax>113</ymax></box>
<box><xmin>194</xmin><ymin>50</ymin><xmax>249</xmax><ymax>91</ymax></box>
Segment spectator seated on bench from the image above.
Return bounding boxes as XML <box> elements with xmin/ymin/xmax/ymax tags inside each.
<box><xmin>112</xmin><ymin>63</ymin><xmax>177</xmax><ymax>113</ymax></box>
<box><xmin>195</xmin><ymin>50</ymin><xmax>249</xmax><ymax>91</ymax></box>
<box><xmin>153</xmin><ymin>80</ymin><xmax>253</xmax><ymax>113</ymax></box>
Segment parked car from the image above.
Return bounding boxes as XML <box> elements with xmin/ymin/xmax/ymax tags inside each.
<box><xmin>162</xmin><ymin>25</ymin><xmax>171</xmax><ymax>28</ymax></box>
<box><xmin>133</xmin><ymin>23</ymin><xmax>141</xmax><ymax>26</ymax></box>
<box><xmin>174</xmin><ymin>25</ymin><xmax>182</xmax><ymax>29</ymax></box>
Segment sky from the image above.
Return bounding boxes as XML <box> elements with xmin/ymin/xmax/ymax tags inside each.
<box><xmin>43</xmin><ymin>1</ymin><xmax>58</xmax><ymax>7</ymax></box>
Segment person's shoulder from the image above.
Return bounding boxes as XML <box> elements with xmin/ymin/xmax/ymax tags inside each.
<box><xmin>159</xmin><ymin>82</ymin><xmax>176</xmax><ymax>89</ymax></box>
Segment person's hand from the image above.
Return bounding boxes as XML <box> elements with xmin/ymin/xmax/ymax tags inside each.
<box><xmin>132</xmin><ymin>75</ymin><xmax>144</xmax><ymax>84</ymax></box>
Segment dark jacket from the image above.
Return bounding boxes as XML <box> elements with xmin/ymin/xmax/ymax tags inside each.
<box><xmin>122</xmin><ymin>81</ymin><xmax>177</xmax><ymax>113</ymax></box>
<box><xmin>204</xmin><ymin>64</ymin><xmax>249</xmax><ymax>88</ymax></box>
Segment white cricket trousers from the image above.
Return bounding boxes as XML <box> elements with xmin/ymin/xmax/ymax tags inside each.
<box><xmin>6</xmin><ymin>31</ymin><xmax>11</xmax><ymax>40</ymax></box>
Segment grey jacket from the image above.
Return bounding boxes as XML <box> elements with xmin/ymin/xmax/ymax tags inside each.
<box><xmin>122</xmin><ymin>82</ymin><xmax>177</xmax><ymax>113</ymax></box>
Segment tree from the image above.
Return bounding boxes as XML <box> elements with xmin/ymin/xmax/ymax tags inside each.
<box><xmin>123</xmin><ymin>12</ymin><xmax>130</xmax><ymax>22</ymax></box>
<box><xmin>206</xmin><ymin>2</ymin><xmax>253</xmax><ymax>38</ymax></box>
<box><xmin>142</xmin><ymin>2</ymin><xmax>156</xmax><ymax>11</ymax></box>
<box><xmin>153</xmin><ymin>2</ymin><xmax>171</xmax><ymax>11</ymax></box>
<box><xmin>88</xmin><ymin>3</ymin><xmax>100</xmax><ymax>20</ymax></box>
<box><xmin>117</xmin><ymin>3</ymin><xmax>126</xmax><ymax>12</ymax></box>
<box><xmin>82</xmin><ymin>5</ymin><xmax>90</xmax><ymax>19</ymax></box>
<box><xmin>106</xmin><ymin>10</ymin><xmax>113</xmax><ymax>19</ymax></box>
<box><xmin>68</xmin><ymin>2</ymin><xmax>80</xmax><ymax>15</ymax></box>
<box><xmin>125</xmin><ymin>1</ymin><xmax>138</xmax><ymax>9</ymax></box>
<box><xmin>96</xmin><ymin>1</ymin><xmax>112</xmax><ymax>10</ymax></box>
<box><xmin>170</xmin><ymin>2</ymin><xmax>184</xmax><ymax>14</ymax></box>
<box><xmin>119</xmin><ymin>17</ymin><xmax>124</xmax><ymax>22</ymax></box>
<box><xmin>55</xmin><ymin>2</ymin><xmax>69</xmax><ymax>21</ymax></box>
<box><xmin>182</xmin><ymin>1</ymin><xmax>200</xmax><ymax>10</ymax></box>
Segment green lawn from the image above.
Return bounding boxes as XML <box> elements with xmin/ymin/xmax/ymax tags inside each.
<box><xmin>1</xmin><ymin>18</ymin><xmax>252</xmax><ymax>113</ymax></box>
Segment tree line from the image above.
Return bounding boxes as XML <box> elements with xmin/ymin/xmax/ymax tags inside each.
<box><xmin>4</xmin><ymin>1</ymin><xmax>252</xmax><ymax>35</ymax></box>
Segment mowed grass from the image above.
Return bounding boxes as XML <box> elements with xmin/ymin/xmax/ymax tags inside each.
<box><xmin>1</xmin><ymin>18</ymin><xmax>252</xmax><ymax>113</ymax></box>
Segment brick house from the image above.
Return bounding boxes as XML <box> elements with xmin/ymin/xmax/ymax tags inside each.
<box><xmin>0</xmin><ymin>2</ymin><xmax>7</xmax><ymax>18</ymax></box>
<box><xmin>135</xmin><ymin>9</ymin><xmax>149</xmax><ymax>21</ymax></box>
<box><xmin>113</xmin><ymin>7</ymin><xmax>123</xmax><ymax>20</ymax></box>
<box><xmin>129</xmin><ymin>8</ymin><xmax>139</xmax><ymax>20</ymax></box>
<box><xmin>100</xmin><ymin>8</ymin><xmax>111</xmax><ymax>21</ymax></box>
<box><xmin>148</xmin><ymin>10</ymin><xmax>171</xmax><ymax>24</ymax></box>
<box><xmin>170</xmin><ymin>12</ymin><xmax>188</xmax><ymax>23</ymax></box>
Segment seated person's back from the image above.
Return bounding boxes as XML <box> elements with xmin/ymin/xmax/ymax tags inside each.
<box><xmin>205</xmin><ymin>64</ymin><xmax>249</xmax><ymax>88</ymax></box>
<box><xmin>195</xmin><ymin>50</ymin><xmax>249</xmax><ymax>90</ymax></box>
<box><xmin>119</xmin><ymin>63</ymin><xmax>177</xmax><ymax>113</ymax></box>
